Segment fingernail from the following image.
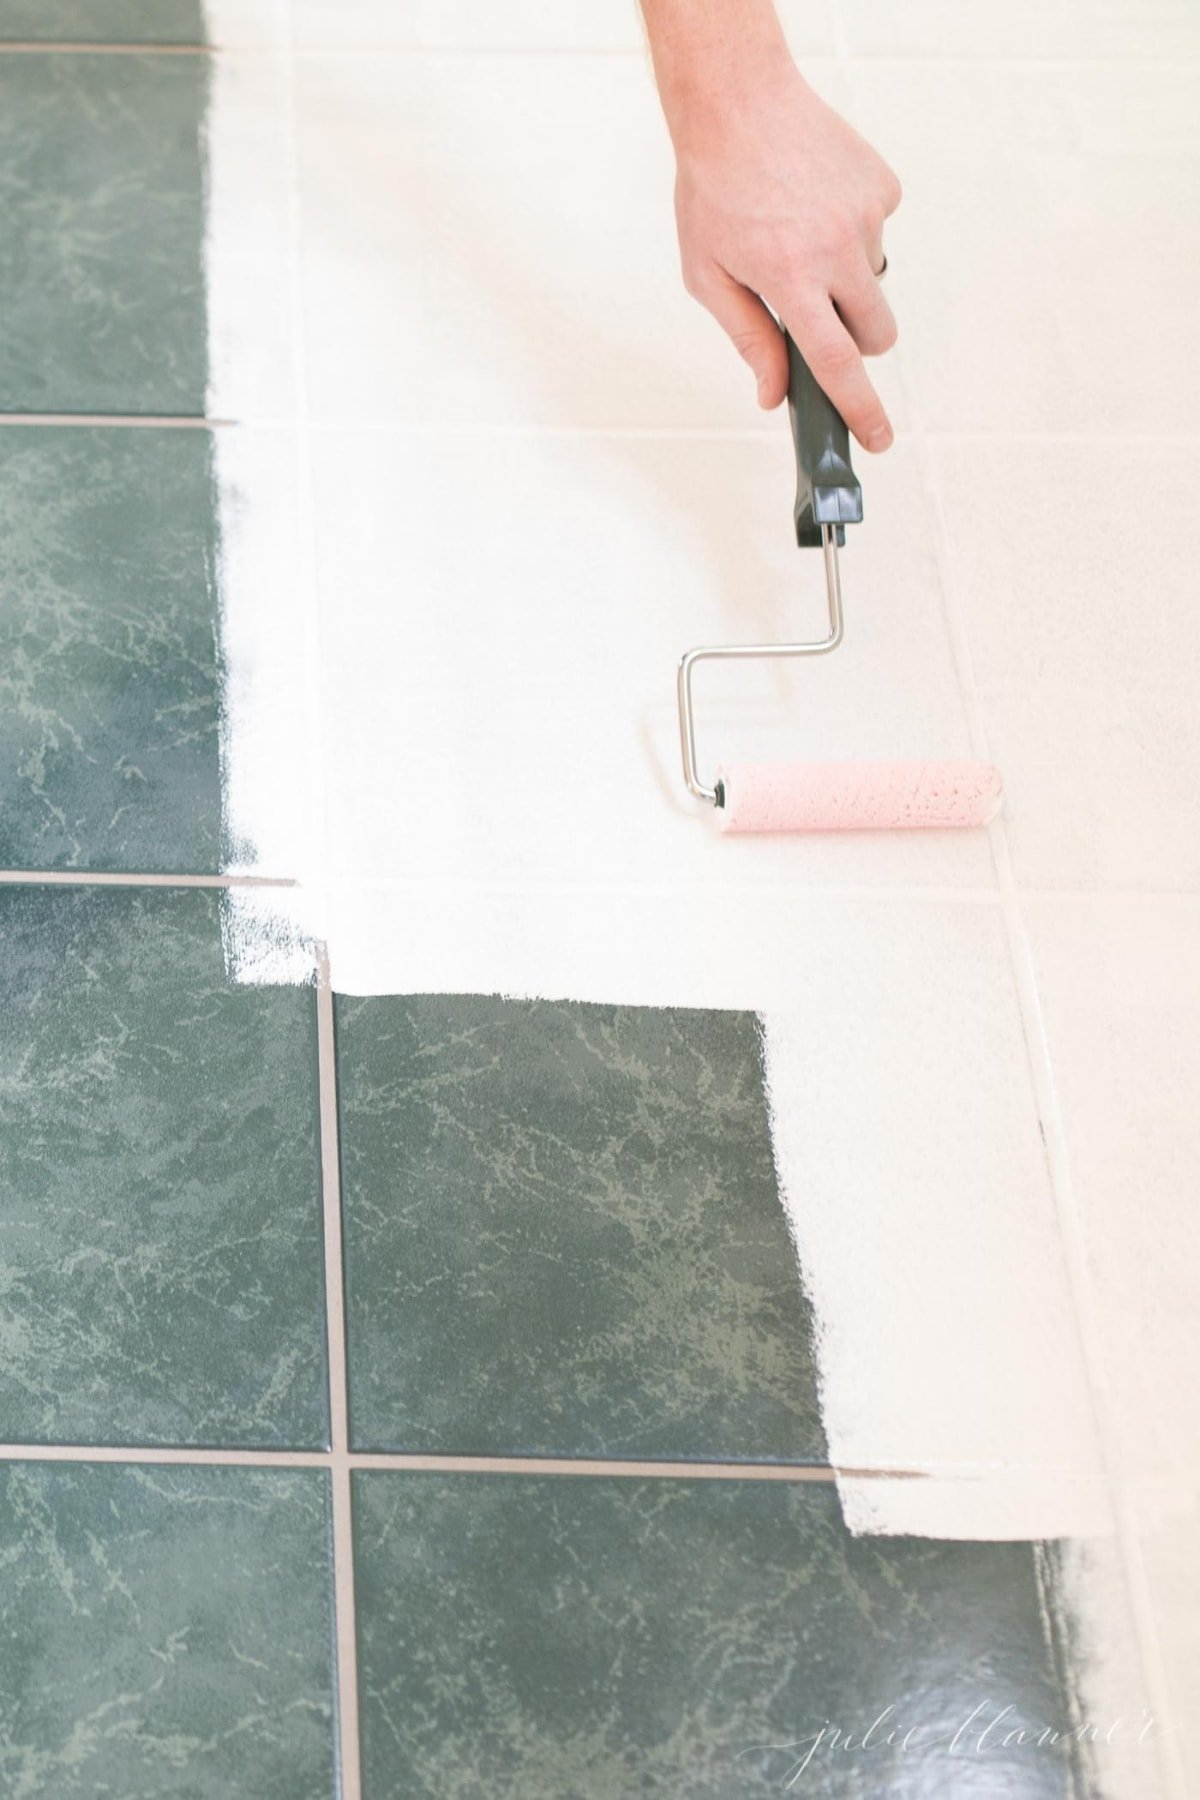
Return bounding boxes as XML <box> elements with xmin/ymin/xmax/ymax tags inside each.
<box><xmin>867</xmin><ymin>423</ymin><xmax>893</xmax><ymax>451</ymax></box>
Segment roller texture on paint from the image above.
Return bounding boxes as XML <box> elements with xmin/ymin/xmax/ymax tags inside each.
<box><xmin>718</xmin><ymin>758</ymin><xmax>1004</xmax><ymax>833</ymax></box>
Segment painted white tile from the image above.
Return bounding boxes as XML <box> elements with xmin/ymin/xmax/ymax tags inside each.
<box><xmin>204</xmin><ymin>54</ymin><xmax>296</xmax><ymax>420</ymax></box>
<box><xmin>758</xmin><ymin>902</ymin><xmax>1103</xmax><ymax>1534</ymax></box>
<box><xmin>307</xmin><ymin>429</ymin><xmax>992</xmax><ymax>920</ymax></box>
<box><xmin>290</xmin><ymin>0</ymin><xmax>645</xmax><ymax>51</ymax></box>
<box><xmin>1025</xmin><ymin>899</ymin><xmax>1200</xmax><ymax>1487</ymax></box>
<box><xmin>841</xmin><ymin>0</ymin><xmax>1200</xmax><ymax>60</ymax></box>
<box><xmin>204</xmin><ymin>0</ymin><xmax>284</xmax><ymax>47</ymax></box>
<box><xmin>288</xmin><ymin>0</ymin><xmax>834</xmax><ymax>54</ymax></box>
<box><xmin>291</xmin><ymin>53</ymin><xmax>873</xmax><ymax>427</ymax></box>
<box><xmin>934</xmin><ymin>440</ymin><xmax>1200</xmax><ymax>891</ymax></box>
<box><xmin>845</xmin><ymin>61</ymin><xmax>1200</xmax><ymax>433</ymax></box>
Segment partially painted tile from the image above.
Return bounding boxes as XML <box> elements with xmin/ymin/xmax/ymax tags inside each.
<box><xmin>0</xmin><ymin>1462</ymin><xmax>336</xmax><ymax>1799</ymax></box>
<box><xmin>0</xmin><ymin>0</ymin><xmax>202</xmax><ymax>38</ymax></box>
<box><xmin>0</xmin><ymin>885</ymin><xmax>327</xmax><ymax>1449</ymax></box>
<box><xmin>0</xmin><ymin>428</ymin><xmax>223</xmax><ymax>872</ymax></box>
<box><xmin>352</xmin><ymin>1472</ymin><xmax>1095</xmax><ymax>1797</ymax></box>
<box><xmin>337</xmin><ymin>994</ymin><xmax>824</xmax><ymax>1460</ymax></box>
<box><xmin>0</xmin><ymin>54</ymin><xmax>208</xmax><ymax>412</ymax></box>
<box><xmin>758</xmin><ymin>899</ymin><xmax>1104</xmax><ymax>1538</ymax></box>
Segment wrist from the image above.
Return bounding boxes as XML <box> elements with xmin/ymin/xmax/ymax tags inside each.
<box><xmin>644</xmin><ymin>3</ymin><xmax>798</xmax><ymax>149</ymax></box>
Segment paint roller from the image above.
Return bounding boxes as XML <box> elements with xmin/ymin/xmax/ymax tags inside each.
<box><xmin>676</xmin><ymin>335</ymin><xmax>1003</xmax><ymax>832</ymax></box>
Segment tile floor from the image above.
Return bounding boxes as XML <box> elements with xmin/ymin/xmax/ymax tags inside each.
<box><xmin>0</xmin><ymin>3</ymin><xmax>1195</xmax><ymax>1798</ymax></box>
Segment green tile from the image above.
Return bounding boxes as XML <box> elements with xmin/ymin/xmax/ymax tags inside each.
<box><xmin>352</xmin><ymin>1472</ymin><xmax>1091</xmax><ymax>1799</ymax></box>
<box><xmin>0</xmin><ymin>1462</ymin><xmax>335</xmax><ymax>1799</ymax></box>
<box><xmin>0</xmin><ymin>429</ymin><xmax>223</xmax><ymax>872</ymax></box>
<box><xmin>0</xmin><ymin>885</ymin><xmax>327</xmax><ymax>1449</ymax></box>
<box><xmin>337</xmin><ymin>995</ymin><xmax>824</xmax><ymax>1461</ymax></box>
<box><xmin>0</xmin><ymin>55</ymin><xmax>207</xmax><ymax>412</ymax></box>
<box><xmin>0</xmin><ymin>1</ymin><xmax>203</xmax><ymax>39</ymax></box>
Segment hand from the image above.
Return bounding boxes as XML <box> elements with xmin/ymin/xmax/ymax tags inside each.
<box><xmin>668</xmin><ymin>58</ymin><xmax>902</xmax><ymax>449</ymax></box>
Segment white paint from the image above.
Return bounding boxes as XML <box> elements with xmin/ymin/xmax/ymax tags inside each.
<box><xmin>285</xmin><ymin>0</ymin><xmax>834</xmax><ymax>55</ymax></box>
<box><xmin>212</xmin><ymin>429</ymin><xmax>313</xmax><ymax>878</ymax></box>
<box><xmin>758</xmin><ymin>940</ymin><xmax>1108</xmax><ymax>1540</ymax></box>
<box><xmin>202</xmin><ymin>54</ymin><xmax>295</xmax><ymax>423</ymax></box>
<box><xmin>202</xmin><ymin>0</ymin><xmax>285</xmax><ymax>48</ymax></box>
<box><xmin>219</xmin><ymin>884</ymin><xmax>318</xmax><ymax>987</ymax></box>
<box><xmin>203</xmin><ymin>47</ymin><xmax>1199</xmax><ymax>1747</ymax></box>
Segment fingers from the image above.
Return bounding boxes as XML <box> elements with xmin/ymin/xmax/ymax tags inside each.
<box><xmin>787</xmin><ymin>297</ymin><xmax>893</xmax><ymax>451</ymax></box>
<box><xmin>833</xmin><ymin>252</ymin><xmax>898</xmax><ymax>358</ymax></box>
<box><xmin>685</xmin><ymin>262</ymin><xmax>790</xmax><ymax>408</ymax></box>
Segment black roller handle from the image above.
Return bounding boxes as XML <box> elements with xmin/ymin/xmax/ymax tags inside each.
<box><xmin>786</xmin><ymin>331</ymin><xmax>863</xmax><ymax>548</ymax></box>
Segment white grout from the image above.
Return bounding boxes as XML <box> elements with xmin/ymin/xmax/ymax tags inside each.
<box><xmin>2</xmin><ymin>412</ymin><xmax>1199</xmax><ymax>450</ymax></box>
<box><xmin>832</xmin><ymin>21</ymin><xmax>1188</xmax><ymax>1788</ymax></box>
<box><xmin>6</xmin><ymin>42</ymin><xmax>1197</xmax><ymax>68</ymax></box>
<box><xmin>0</xmin><ymin>868</ymin><xmax>1194</xmax><ymax>905</ymax></box>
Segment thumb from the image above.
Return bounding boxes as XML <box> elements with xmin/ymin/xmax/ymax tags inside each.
<box><xmin>689</xmin><ymin>265</ymin><xmax>789</xmax><ymax>408</ymax></box>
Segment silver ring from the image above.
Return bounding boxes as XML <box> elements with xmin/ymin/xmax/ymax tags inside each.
<box><xmin>874</xmin><ymin>253</ymin><xmax>888</xmax><ymax>282</ymax></box>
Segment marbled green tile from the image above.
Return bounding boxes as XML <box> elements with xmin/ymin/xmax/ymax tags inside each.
<box><xmin>0</xmin><ymin>54</ymin><xmax>207</xmax><ymax>412</ymax></box>
<box><xmin>0</xmin><ymin>428</ymin><xmax>223</xmax><ymax>871</ymax></box>
<box><xmin>0</xmin><ymin>1462</ymin><xmax>335</xmax><ymax>1799</ymax></box>
<box><xmin>0</xmin><ymin>1</ymin><xmax>202</xmax><ymax>39</ymax></box>
<box><xmin>352</xmin><ymin>1472</ymin><xmax>1092</xmax><ymax>1799</ymax></box>
<box><xmin>0</xmin><ymin>884</ymin><xmax>327</xmax><ymax>1448</ymax></box>
<box><xmin>337</xmin><ymin>995</ymin><xmax>824</xmax><ymax>1461</ymax></box>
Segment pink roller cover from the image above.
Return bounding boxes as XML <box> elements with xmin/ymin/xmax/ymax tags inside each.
<box><xmin>717</xmin><ymin>760</ymin><xmax>1004</xmax><ymax>833</ymax></box>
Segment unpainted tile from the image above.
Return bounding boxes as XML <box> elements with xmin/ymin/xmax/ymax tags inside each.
<box><xmin>338</xmin><ymin>993</ymin><xmax>825</xmax><ymax>1460</ymax></box>
<box><xmin>0</xmin><ymin>54</ymin><xmax>208</xmax><ymax>412</ymax></box>
<box><xmin>352</xmin><ymin>1471</ymin><xmax>1093</xmax><ymax>1798</ymax></box>
<box><xmin>0</xmin><ymin>428</ymin><xmax>223</xmax><ymax>872</ymax></box>
<box><xmin>0</xmin><ymin>1462</ymin><xmax>336</xmax><ymax>1799</ymax></box>
<box><xmin>0</xmin><ymin>884</ymin><xmax>328</xmax><ymax>1449</ymax></box>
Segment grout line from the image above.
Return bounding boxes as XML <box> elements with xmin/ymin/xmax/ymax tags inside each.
<box><xmin>0</xmin><ymin>414</ymin><xmax>232</xmax><ymax>427</ymax></box>
<box><xmin>2</xmin><ymin>415</ymin><xmax>1198</xmax><ymax>449</ymax></box>
<box><xmin>0</xmin><ymin>1439</ymin><xmax>909</xmax><ymax>1481</ymax></box>
<box><xmin>349</xmin><ymin>1457</ymin><xmax>856</xmax><ymax>1480</ymax></box>
<box><xmin>0</xmin><ymin>1442</ymin><xmax>329</xmax><ymax>1467</ymax></box>
<box><xmin>1</xmin><ymin>868</ymin><xmax>1184</xmax><ymax>906</ymax></box>
<box><xmin>319</xmin><ymin>877</ymin><xmax>1004</xmax><ymax>903</ymax></box>
<box><xmin>837</xmin><ymin>35</ymin><xmax>1188</xmax><ymax>1793</ymax></box>
<box><xmin>316</xmin><ymin>951</ymin><xmax>362</xmax><ymax>1800</ymax></box>
<box><xmin>0</xmin><ymin>869</ymin><xmax>296</xmax><ymax>888</ymax></box>
<box><xmin>912</xmin><ymin>409</ymin><xmax>1190</xmax><ymax>1800</ymax></box>
<box><xmin>12</xmin><ymin>42</ymin><xmax>1187</xmax><ymax>66</ymax></box>
<box><xmin>4</xmin><ymin>39</ymin><xmax>1196</xmax><ymax>65</ymax></box>
<box><xmin>280</xmin><ymin>0</ymin><xmax>335</xmax><ymax>1065</ymax></box>
<box><xmin>0</xmin><ymin>40</ymin><xmax>208</xmax><ymax>52</ymax></box>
